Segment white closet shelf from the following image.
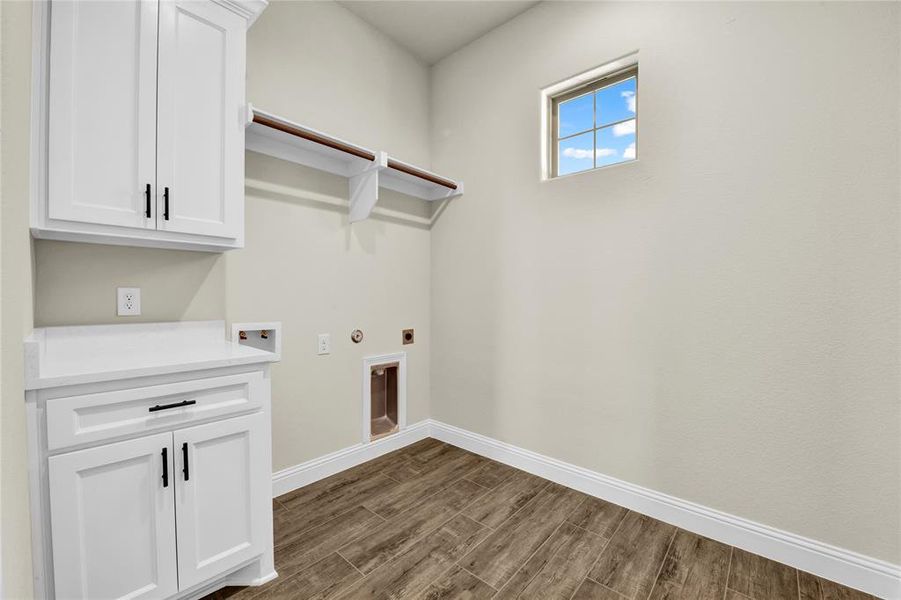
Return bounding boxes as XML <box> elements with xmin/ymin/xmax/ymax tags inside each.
<box><xmin>245</xmin><ymin>104</ymin><xmax>463</xmax><ymax>222</ymax></box>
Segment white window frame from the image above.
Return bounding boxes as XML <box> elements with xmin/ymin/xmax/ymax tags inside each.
<box><xmin>540</xmin><ymin>52</ymin><xmax>639</xmax><ymax>180</ymax></box>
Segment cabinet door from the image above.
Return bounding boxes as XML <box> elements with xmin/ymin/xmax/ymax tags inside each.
<box><xmin>156</xmin><ymin>0</ymin><xmax>245</xmax><ymax>239</ymax></box>
<box><xmin>48</xmin><ymin>0</ymin><xmax>159</xmax><ymax>229</ymax></box>
<box><xmin>48</xmin><ymin>432</ymin><xmax>177</xmax><ymax>600</ymax></box>
<box><xmin>174</xmin><ymin>413</ymin><xmax>268</xmax><ymax>589</ymax></box>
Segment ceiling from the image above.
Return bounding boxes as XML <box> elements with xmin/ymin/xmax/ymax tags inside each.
<box><xmin>337</xmin><ymin>1</ymin><xmax>540</xmax><ymax>65</ymax></box>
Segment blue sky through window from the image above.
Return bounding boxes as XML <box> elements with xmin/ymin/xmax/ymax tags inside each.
<box><xmin>556</xmin><ymin>75</ymin><xmax>636</xmax><ymax>175</ymax></box>
<box><xmin>597</xmin><ymin>78</ymin><xmax>635</xmax><ymax>126</ymax></box>
<box><xmin>558</xmin><ymin>131</ymin><xmax>594</xmax><ymax>175</ymax></box>
<box><xmin>597</xmin><ymin>124</ymin><xmax>635</xmax><ymax>167</ymax></box>
<box><xmin>558</xmin><ymin>92</ymin><xmax>593</xmax><ymax>138</ymax></box>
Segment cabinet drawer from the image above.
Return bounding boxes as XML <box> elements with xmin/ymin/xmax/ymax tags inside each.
<box><xmin>46</xmin><ymin>372</ymin><xmax>264</xmax><ymax>451</ymax></box>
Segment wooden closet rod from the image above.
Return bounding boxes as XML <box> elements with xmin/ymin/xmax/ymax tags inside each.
<box><xmin>386</xmin><ymin>159</ymin><xmax>458</xmax><ymax>190</ymax></box>
<box><xmin>253</xmin><ymin>112</ymin><xmax>458</xmax><ymax>191</ymax></box>
<box><xmin>252</xmin><ymin>113</ymin><xmax>377</xmax><ymax>162</ymax></box>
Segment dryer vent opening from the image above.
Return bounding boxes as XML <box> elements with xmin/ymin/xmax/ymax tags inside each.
<box><xmin>370</xmin><ymin>362</ymin><xmax>399</xmax><ymax>440</ymax></box>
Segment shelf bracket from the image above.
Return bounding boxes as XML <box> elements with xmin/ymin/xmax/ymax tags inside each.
<box><xmin>349</xmin><ymin>151</ymin><xmax>387</xmax><ymax>223</ymax></box>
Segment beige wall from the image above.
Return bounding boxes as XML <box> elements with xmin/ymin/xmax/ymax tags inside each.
<box><xmin>248</xmin><ymin>0</ymin><xmax>430</xmax><ymax>165</ymax></box>
<box><xmin>429</xmin><ymin>1</ymin><xmax>901</xmax><ymax>563</ymax></box>
<box><xmin>33</xmin><ymin>0</ymin><xmax>433</xmax><ymax>470</ymax></box>
<box><xmin>232</xmin><ymin>155</ymin><xmax>431</xmax><ymax>469</ymax></box>
<box><xmin>240</xmin><ymin>1</ymin><xmax>432</xmax><ymax>466</ymax></box>
<box><xmin>1</xmin><ymin>1</ymin><xmax>35</xmax><ymax>597</ymax></box>
<box><xmin>34</xmin><ymin>242</ymin><xmax>226</xmax><ymax>325</ymax></box>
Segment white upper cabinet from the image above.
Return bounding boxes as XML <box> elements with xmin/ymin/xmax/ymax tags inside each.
<box><xmin>157</xmin><ymin>0</ymin><xmax>245</xmax><ymax>239</ymax></box>
<box><xmin>48</xmin><ymin>0</ymin><xmax>159</xmax><ymax>230</ymax></box>
<box><xmin>35</xmin><ymin>0</ymin><xmax>265</xmax><ymax>252</ymax></box>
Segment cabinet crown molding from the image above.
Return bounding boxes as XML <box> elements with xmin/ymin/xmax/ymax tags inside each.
<box><xmin>212</xmin><ymin>0</ymin><xmax>268</xmax><ymax>25</ymax></box>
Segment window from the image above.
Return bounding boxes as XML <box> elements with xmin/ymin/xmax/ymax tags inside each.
<box><xmin>551</xmin><ymin>67</ymin><xmax>637</xmax><ymax>177</ymax></box>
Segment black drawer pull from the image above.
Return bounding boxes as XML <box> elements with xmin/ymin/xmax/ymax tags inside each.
<box><xmin>163</xmin><ymin>186</ymin><xmax>170</xmax><ymax>220</ymax></box>
<box><xmin>161</xmin><ymin>447</ymin><xmax>169</xmax><ymax>488</ymax></box>
<box><xmin>182</xmin><ymin>442</ymin><xmax>189</xmax><ymax>481</ymax></box>
<box><xmin>145</xmin><ymin>183</ymin><xmax>152</xmax><ymax>218</ymax></box>
<box><xmin>148</xmin><ymin>399</ymin><xmax>196</xmax><ymax>413</ymax></box>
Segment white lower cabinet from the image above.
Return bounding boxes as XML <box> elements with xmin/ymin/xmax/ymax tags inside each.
<box><xmin>46</xmin><ymin>405</ymin><xmax>272</xmax><ymax>599</ymax></box>
<box><xmin>48</xmin><ymin>432</ymin><xmax>179</xmax><ymax>600</ymax></box>
<box><xmin>26</xmin><ymin>323</ymin><xmax>278</xmax><ymax>599</ymax></box>
<box><xmin>175</xmin><ymin>414</ymin><xmax>268</xmax><ymax>590</ymax></box>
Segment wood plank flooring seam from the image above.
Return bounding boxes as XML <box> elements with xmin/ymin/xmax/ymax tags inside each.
<box><xmin>337</xmin><ymin>475</ymin><xmax>497</xmax><ymax>582</ymax></box>
<box><xmin>581</xmin><ymin>509</ymin><xmax>633</xmax><ymax>592</ymax></box>
<box><xmin>362</xmin><ymin>457</ymin><xmax>489</xmax><ymax>520</ymax></box>
<box><xmin>580</xmin><ymin>577</ymin><xmax>634</xmax><ymax>600</ymax></box>
<box><xmin>416</xmin><ymin>563</ymin><xmax>500</xmax><ymax>599</ymax></box>
<box><xmin>726</xmin><ymin>548</ymin><xmax>799</xmax><ymax>600</ymax></box>
<box><xmin>568</xmin><ymin>520</ymin><xmax>618</xmax><ymax>546</ymax></box>
<box><xmin>331</xmin><ymin>514</ymin><xmax>492</xmax><ymax>599</ymax></box>
<box><xmin>302</xmin><ymin>552</ymin><xmax>366</xmax><ymax>600</ymax></box>
<box><xmin>459</xmin><ymin>565</ymin><xmax>498</xmax><ymax>592</ymax></box>
<box><xmin>641</xmin><ymin>526</ymin><xmax>678</xmax><ymax>600</ymax></box>
<box><xmin>460</xmin><ymin>485</ymin><xmax>596</xmax><ymax>592</ymax></box>
<box><xmin>274</xmin><ymin>503</ymin><xmax>386</xmax><ymax>551</ymax></box>
<box><xmin>471</xmin><ymin>479</ymin><xmax>553</xmax><ymax>530</ymax></box>
<box><xmin>381</xmin><ymin>471</ymin><xmax>404</xmax><ymax>484</ymax></box>
<box><xmin>560</xmin><ymin>526</ymin><xmax>618</xmax><ymax>600</ymax></box>
<box><xmin>481</xmin><ymin>519</ymin><xmax>569</xmax><ymax>599</ymax></box>
<box><xmin>566</xmin><ymin>498</ymin><xmax>630</xmax><ymax>542</ymax></box>
<box><xmin>278</xmin><ymin>472</ymin><xmax>399</xmax><ymax>539</ymax></box>
<box><xmin>454</xmin><ymin>478</ymin><xmax>499</xmax><ymax>517</ymax></box>
<box><xmin>350</xmin><ymin>473</ymin><xmax>500</xmax><ymax>575</ymax></box>
<box><xmin>463</xmin><ymin>465</ymin><xmax>519</xmax><ymax>491</ymax></box>
<box><xmin>564</xmin><ymin>498</ymin><xmax>626</xmax><ymax>569</ymax></box>
<box><xmin>336</xmin><ymin>549</ymin><xmax>368</xmax><ymax>578</ymax></box>
<box><xmin>344</xmin><ymin>510</ymin><xmax>467</xmax><ymax>574</ymax></box>
<box><xmin>466</xmin><ymin>478</ymin><xmax>493</xmax><ymax>490</ymax></box>
<box><xmin>722</xmin><ymin>546</ymin><xmax>735</xmax><ymax>600</ymax></box>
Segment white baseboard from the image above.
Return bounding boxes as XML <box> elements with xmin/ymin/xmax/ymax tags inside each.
<box><xmin>271</xmin><ymin>420</ymin><xmax>430</xmax><ymax>497</ymax></box>
<box><xmin>269</xmin><ymin>418</ymin><xmax>899</xmax><ymax>599</ymax></box>
<box><xmin>427</xmin><ymin>419</ymin><xmax>900</xmax><ymax>600</ymax></box>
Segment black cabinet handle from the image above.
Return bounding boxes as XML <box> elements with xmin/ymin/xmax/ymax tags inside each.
<box><xmin>163</xmin><ymin>187</ymin><xmax>170</xmax><ymax>220</ymax></box>
<box><xmin>145</xmin><ymin>183</ymin><xmax>152</xmax><ymax>218</ymax></box>
<box><xmin>161</xmin><ymin>447</ymin><xmax>169</xmax><ymax>488</ymax></box>
<box><xmin>148</xmin><ymin>399</ymin><xmax>196</xmax><ymax>413</ymax></box>
<box><xmin>182</xmin><ymin>442</ymin><xmax>189</xmax><ymax>481</ymax></box>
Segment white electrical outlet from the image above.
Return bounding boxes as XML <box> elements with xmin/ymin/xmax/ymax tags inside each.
<box><xmin>317</xmin><ymin>333</ymin><xmax>330</xmax><ymax>355</ymax></box>
<box><xmin>117</xmin><ymin>287</ymin><xmax>141</xmax><ymax>316</ymax></box>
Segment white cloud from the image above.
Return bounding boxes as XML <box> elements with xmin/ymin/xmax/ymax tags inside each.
<box><xmin>622</xmin><ymin>90</ymin><xmax>636</xmax><ymax>113</ymax></box>
<box><xmin>561</xmin><ymin>147</ymin><xmax>593</xmax><ymax>160</ymax></box>
<box><xmin>623</xmin><ymin>142</ymin><xmax>636</xmax><ymax>159</ymax></box>
<box><xmin>613</xmin><ymin>119</ymin><xmax>636</xmax><ymax>137</ymax></box>
<box><xmin>561</xmin><ymin>147</ymin><xmax>619</xmax><ymax>160</ymax></box>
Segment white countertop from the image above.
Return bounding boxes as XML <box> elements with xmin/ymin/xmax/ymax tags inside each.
<box><xmin>25</xmin><ymin>320</ymin><xmax>278</xmax><ymax>390</ymax></box>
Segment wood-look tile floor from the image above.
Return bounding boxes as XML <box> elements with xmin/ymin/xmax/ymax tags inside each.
<box><xmin>205</xmin><ymin>438</ymin><xmax>879</xmax><ymax>600</ymax></box>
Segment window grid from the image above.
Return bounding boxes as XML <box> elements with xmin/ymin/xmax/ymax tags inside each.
<box><xmin>551</xmin><ymin>66</ymin><xmax>637</xmax><ymax>177</ymax></box>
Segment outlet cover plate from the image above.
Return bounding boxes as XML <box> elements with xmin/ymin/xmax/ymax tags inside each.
<box><xmin>117</xmin><ymin>287</ymin><xmax>141</xmax><ymax>316</ymax></box>
<box><xmin>318</xmin><ymin>333</ymin><xmax>331</xmax><ymax>355</ymax></box>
